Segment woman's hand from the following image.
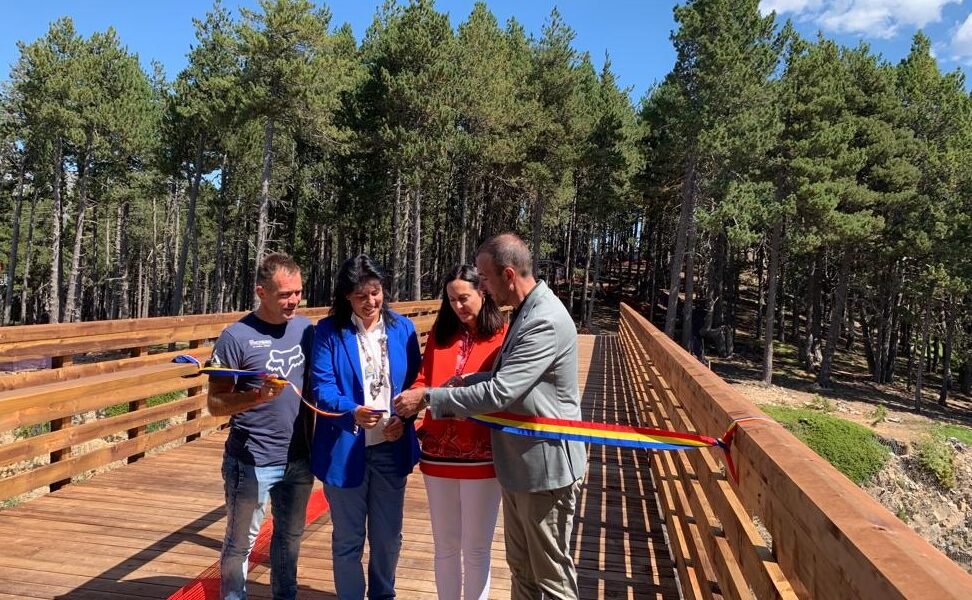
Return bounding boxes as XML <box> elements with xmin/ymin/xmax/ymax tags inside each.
<box><xmin>393</xmin><ymin>387</ymin><xmax>426</xmax><ymax>418</ymax></box>
<box><xmin>383</xmin><ymin>416</ymin><xmax>404</xmax><ymax>441</ymax></box>
<box><xmin>353</xmin><ymin>406</ymin><xmax>383</xmax><ymax>429</ymax></box>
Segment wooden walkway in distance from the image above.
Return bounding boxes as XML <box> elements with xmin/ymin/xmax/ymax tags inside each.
<box><xmin>0</xmin><ymin>335</ymin><xmax>679</xmax><ymax>599</ymax></box>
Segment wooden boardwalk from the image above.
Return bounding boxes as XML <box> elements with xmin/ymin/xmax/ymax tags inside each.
<box><xmin>0</xmin><ymin>335</ymin><xmax>679</xmax><ymax>599</ymax></box>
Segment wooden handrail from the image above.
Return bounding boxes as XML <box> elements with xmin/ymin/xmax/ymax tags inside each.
<box><xmin>0</xmin><ymin>302</ymin><xmax>441</xmax><ymax>503</ymax></box>
<box><xmin>619</xmin><ymin>303</ymin><xmax>972</xmax><ymax>600</ymax></box>
<box><xmin>0</xmin><ymin>300</ymin><xmax>441</xmax><ymax>362</ymax></box>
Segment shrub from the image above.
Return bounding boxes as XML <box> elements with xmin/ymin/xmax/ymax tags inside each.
<box><xmin>869</xmin><ymin>404</ymin><xmax>888</xmax><ymax>426</ymax></box>
<box><xmin>932</xmin><ymin>424</ymin><xmax>972</xmax><ymax>446</ymax></box>
<box><xmin>808</xmin><ymin>394</ymin><xmax>836</xmax><ymax>413</ymax></box>
<box><xmin>762</xmin><ymin>405</ymin><xmax>889</xmax><ymax>485</ymax></box>
<box><xmin>915</xmin><ymin>437</ymin><xmax>956</xmax><ymax>490</ymax></box>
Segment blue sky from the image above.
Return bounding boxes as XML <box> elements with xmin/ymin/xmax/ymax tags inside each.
<box><xmin>2</xmin><ymin>1</ymin><xmax>971</xmax><ymax>103</ymax></box>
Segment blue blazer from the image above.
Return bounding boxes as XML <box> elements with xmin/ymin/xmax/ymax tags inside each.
<box><xmin>310</xmin><ymin>311</ymin><xmax>422</xmax><ymax>487</ymax></box>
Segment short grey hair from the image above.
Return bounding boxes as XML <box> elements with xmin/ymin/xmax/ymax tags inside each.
<box><xmin>477</xmin><ymin>233</ymin><xmax>532</xmax><ymax>276</ymax></box>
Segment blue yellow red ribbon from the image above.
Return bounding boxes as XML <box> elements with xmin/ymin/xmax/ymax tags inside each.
<box><xmin>469</xmin><ymin>412</ymin><xmax>772</xmax><ymax>482</ymax></box>
<box><xmin>175</xmin><ymin>355</ymin><xmax>768</xmax><ymax>482</ymax></box>
<box><xmin>469</xmin><ymin>412</ymin><xmax>716</xmax><ymax>450</ymax></box>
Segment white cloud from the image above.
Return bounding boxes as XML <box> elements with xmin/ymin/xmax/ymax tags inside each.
<box><xmin>760</xmin><ymin>0</ymin><xmax>961</xmax><ymax>39</ymax></box>
<box><xmin>951</xmin><ymin>13</ymin><xmax>972</xmax><ymax>61</ymax></box>
<box><xmin>760</xmin><ymin>0</ymin><xmax>823</xmax><ymax>17</ymax></box>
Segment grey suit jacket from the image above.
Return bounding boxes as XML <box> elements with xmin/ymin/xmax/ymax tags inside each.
<box><xmin>429</xmin><ymin>281</ymin><xmax>588</xmax><ymax>492</ymax></box>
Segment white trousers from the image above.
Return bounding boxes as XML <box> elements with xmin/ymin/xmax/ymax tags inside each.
<box><xmin>424</xmin><ymin>474</ymin><xmax>502</xmax><ymax>600</ymax></box>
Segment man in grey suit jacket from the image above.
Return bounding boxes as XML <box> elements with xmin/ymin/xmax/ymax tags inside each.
<box><xmin>395</xmin><ymin>233</ymin><xmax>587</xmax><ymax>600</ymax></box>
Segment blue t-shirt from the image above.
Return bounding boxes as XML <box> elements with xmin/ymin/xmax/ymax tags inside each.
<box><xmin>211</xmin><ymin>312</ymin><xmax>313</xmax><ymax>466</ymax></box>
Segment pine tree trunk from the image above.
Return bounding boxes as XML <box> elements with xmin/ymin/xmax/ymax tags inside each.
<box><xmin>167</xmin><ymin>183</ymin><xmax>180</xmax><ymax>314</ymax></box>
<box><xmin>582</xmin><ymin>221</ymin><xmax>593</xmax><ymax>329</ymax></box>
<box><xmin>883</xmin><ymin>284</ymin><xmax>904</xmax><ymax>384</ymax></box>
<box><xmin>3</xmin><ymin>158</ymin><xmax>27</xmax><ymax>325</ymax></box>
<box><xmin>905</xmin><ymin>320</ymin><xmax>915</xmax><ymax>391</ymax></box>
<box><xmin>777</xmin><ymin>253</ymin><xmax>786</xmax><ymax>343</ymax></box>
<box><xmin>19</xmin><ymin>189</ymin><xmax>39</xmax><ymax>325</ymax></box>
<box><xmin>212</xmin><ymin>210</ymin><xmax>226</xmax><ymax>313</ymax></box>
<box><xmin>253</xmin><ymin>117</ymin><xmax>275</xmax><ymax>309</ymax></box>
<box><xmin>566</xmin><ymin>194</ymin><xmax>578</xmax><ymax>316</ymax></box>
<box><xmin>861</xmin><ymin>309</ymin><xmax>877</xmax><ymax>374</ymax></box>
<box><xmin>802</xmin><ymin>256</ymin><xmax>822</xmax><ymax>370</ymax></box>
<box><xmin>844</xmin><ymin>295</ymin><xmax>856</xmax><ymax>351</ymax></box>
<box><xmin>817</xmin><ymin>251</ymin><xmax>852</xmax><ymax>388</ymax></box>
<box><xmin>755</xmin><ymin>245</ymin><xmax>765</xmax><ymax>343</ymax></box>
<box><xmin>411</xmin><ymin>183</ymin><xmax>422</xmax><ymax>301</ymax></box>
<box><xmin>98</xmin><ymin>204</ymin><xmax>108</xmax><ymax>320</ymax></box>
<box><xmin>47</xmin><ymin>137</ymin><xmax>64</xmax><ymax>324</ymax></box>
<box><xmin>390</xmin><ymin>170</ymin><xmax>402</xmax><ymax>301</ymax></box>
<box><xmin>63</xmin><ymin>142</ymin><xmax>93</xmax><ymax>323</ymax></box>
<box><xmin>649</xmin><ymin>225</ymin><xmax>661</xmax><ymax>323</ymax></box>
<box><xmin>459</xmin><ymin>179</ymin><xmax>469</xmax><ymax>264</ymax></box>
<box><xmin>665</xmin><ymin>156</ymin><xmax>697</xmax><ymax>338</ymax></box>
<box><xmin>915</xmin><ymin>300</ymin><xmax>931</xmax><ymax>412</ymax></box>
<box><xmin>228</xmin><ymin>212</ymin><xmax>246</xmax><ymax>312</ymax></box>
<box><xmin>211</xmin><ymin>154</ymin><xmax>229</xmax><ymax>312</ymax></box>
<box><xmin>762</xmin><ymin>219</ymin><xmax>783</xmax><ymax>384</ymax></box>
<box><xmin>115</xmin><ymin>201</ymin><xmax>131</xmax><ymax>319</ymax></box>
<box><xmin>587</xmin><ymin>227</ymin><xmax>602</xmax><ymax>329</ymax></box>
<box><xmin>679</xmin><ymin>213</ymin><xmax>698</xmax><ymax>349</ymax></box>
<box><xmin>191</xmin><ymin>223</ymin><xmax>201</xmax><ymax>313</ymax></box>
<box><xmin>959</xmin><ymin>356</ymin><xmax>972</xmax><ymax>395</ymax></box>
<box><xmin>938</xmin><ymin>296</ymin><xmax>956</xmax><ymax>407</ymax></box>
<box><xmin>172</xmin><ymin>131</ymin><xmax>205</xmax><ymax>315</ymax></box>
<box><xmin>710</xmin><ymin>233</ymin><xmax>727</xmax><ymax>329</ymax></box>
<box><xmin>531</xmin><ymin>189</ymin><xmax>543</xmax><ymax>278</ymax></box>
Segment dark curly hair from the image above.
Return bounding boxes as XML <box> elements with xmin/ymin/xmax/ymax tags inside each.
<box><xmin>329</xmin><ymin>254</ymin><xmax>396</xmax><ymax>327</ymax></box>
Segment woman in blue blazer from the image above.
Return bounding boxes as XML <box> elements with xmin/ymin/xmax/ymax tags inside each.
<box><xmin>310</xmin><ymin>254</ymin><xmax>421</xmax><ymax>600</ymax></box>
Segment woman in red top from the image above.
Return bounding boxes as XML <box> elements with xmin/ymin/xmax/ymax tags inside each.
<box><xmin>411</xmin><ymin>264</ymin><xmax>506</xmax><ymax>600</ymax></box>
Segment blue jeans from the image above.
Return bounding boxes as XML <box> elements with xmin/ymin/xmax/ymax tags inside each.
<box><xmin>220</xmin><ymin>454</ymin><xmax>314</xmax><ymax>600</ymax></box>
<box><xmin>324</xmin><ymin>442</ymin><xmax>408</xmax><ymax>600</ymax></box>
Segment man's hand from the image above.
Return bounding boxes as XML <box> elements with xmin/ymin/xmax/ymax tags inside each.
<box><xmin>442</xmin><ymin>375</ymin><xmax>466</xmax><ymax>388</ymax></box>
<box><xmin>393</xmin><ymin>388</ymin><xmax>426</xmax><ymax>419</ymax></box>
<box><xmin>256</xmin><ymin>375</ymin><xmax>287</xmax><ymax>403</ymax></box>
<box><xmin>353</xmin><ymin>406</ymin><xmax>383</xmax><ymax>429</ymax></box>
<box><xmin>383</xmin><ymin>415</ymin><xmax>404</xmax><ymax>441</ymax></box>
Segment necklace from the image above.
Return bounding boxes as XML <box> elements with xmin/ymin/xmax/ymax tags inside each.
<box><xmin>357</xmin><ymin>327</ymin><xmax>388</xmax><ymax>402</ymax></box>
<box><xmin>455</xmin><ymin>329</ymin><xmax>473</xmax><ymax>376</ymax></box>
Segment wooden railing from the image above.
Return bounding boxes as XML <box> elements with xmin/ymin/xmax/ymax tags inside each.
<box><xmin>618</xmin><ymin>303</ymin><xmax>972</xmax><ymax>600</ymax></box>
<box><xmin>0</xmin><ymin>300</ymin><xmax>440</xmax><ymax>502</ymax></box>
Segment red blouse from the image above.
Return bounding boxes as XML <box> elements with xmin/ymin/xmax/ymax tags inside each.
<box><xmin>412</xmin><ymin>324</ymin><xmax>507</xmax><ymax>479</ymax></box>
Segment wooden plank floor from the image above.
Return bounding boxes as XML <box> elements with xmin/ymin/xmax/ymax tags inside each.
<box><xmin>0</xmin><ymin>335</ymin><xmax>679</xmax><ymax>599</ymax></box>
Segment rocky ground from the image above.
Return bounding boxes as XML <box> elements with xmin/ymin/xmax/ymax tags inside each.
<box><xmin>733</xmin><ymin>379</ymin><xmax>972</xmax><ymax>574</ymax></box>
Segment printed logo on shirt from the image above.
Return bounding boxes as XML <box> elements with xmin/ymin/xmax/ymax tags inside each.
<box><xmin>266</xmin><ymin>344</ymin><xmax>305</xmax><ymax>378</ymax></box>
<box><xmin>211</xmin><ymin>352</ymin><xmax>223</xmax><ymax>367</ymax></box>
<box><xmin>249</xmin><ymin>339</ymin><xmax>273</xmax><ymax>349</ymax></box>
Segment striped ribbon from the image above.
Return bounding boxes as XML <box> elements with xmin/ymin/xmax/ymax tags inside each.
<box><xmin>469</xmin><ymin>412</ymin><xmax>771</xmax><ymax>482</ymax></box>
<box><xmin>174</xmin><ymin>355</ymin><xmax>769</xmax><ymax>481</ymax></box>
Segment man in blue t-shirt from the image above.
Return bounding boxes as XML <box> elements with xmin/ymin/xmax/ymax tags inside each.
<box><xmin>208</xmin><ymin>252</ymin><xmax>314</xmax><ymax>600</ymax></box>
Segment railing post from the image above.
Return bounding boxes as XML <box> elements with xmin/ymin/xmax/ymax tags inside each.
<box><xmin>186</xmin><ymin>339</ymin><xmax>205</xmax><ymax>442</ymax></box>
<box><xmin>127</xmin><ymin>347</ymin><xmax>148</xmax><ymax>464</ymax></box>
<box><xmin>49</xmin><ymin>354</ymin><xmax>74</xmax><ymax>491</ymax></box>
